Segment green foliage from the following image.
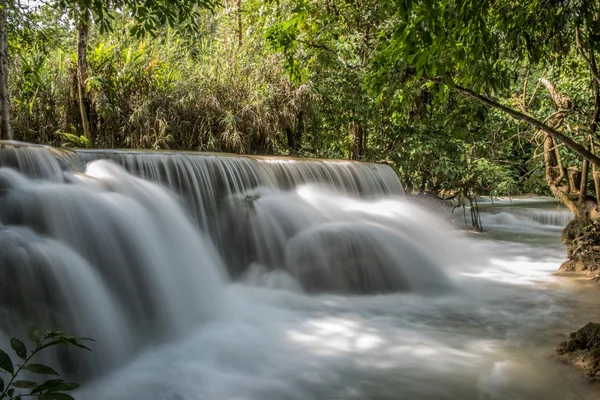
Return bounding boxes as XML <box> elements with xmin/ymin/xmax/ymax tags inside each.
<box><xmin>370</xmin><ymin>0</ymin><xmax>598</xmax><ymax>92</ymax></box>
<box><xmin>53</xmin><ymin>0</ymin><xmax>220</xmax><ymax>36</ymax></box>
<box><xmin>0</xmin><ymin>326</ymin><xmax>93</xmax><ymax>400</ymax></box>
<box><xmin>10</xmin><ymin>0</ymin><xmax>600</xmax><ymax>200</ymax></box>
<box><xmin>11</xmin><ymin>6</ymin><xmax>314</xmax><ymax>154</ymax></box>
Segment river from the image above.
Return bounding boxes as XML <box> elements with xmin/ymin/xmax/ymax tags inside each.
<box><xmin>1</xmin><ymin>142</ymin><xmax>599</xmax><ymax>399</ymax></box>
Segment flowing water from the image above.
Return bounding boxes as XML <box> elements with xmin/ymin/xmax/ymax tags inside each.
<box><xmin>1</xmin><ymin>141</ymin><xmax>599</xmax><ymax>399</ymax></box>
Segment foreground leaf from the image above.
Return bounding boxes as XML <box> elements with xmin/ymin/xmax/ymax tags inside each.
<box><xmin>27</xmin><ymin>326</ymin><xmax>43</xmax><ymax>344</ymax></box>
<box><xmin>38</xmin><ymin>393</ymin><xmax>75</xmax><ymax>400</ymax></box>
<box><xmin>10</xmin><ymin>338</ymin><xmax>27</xmax><ymax>360</ymax></box>
<box><xmin>23</xmin><ymin>364</ymin><xmax>59</xmax><ymax>376</ymax></box>
<box><xmin>0</xmin><ymin>349</ymin><xmax>13</xmax><ymax>374</ymax></box>
<box><xmin>11</xmin><ymin>380</ymin><xmax>38</xmax><ymax>389</ymax></box>
<box><xmin>32</xmin><ymin>379</ymin><xmax>79</xmax><ymax>394</ymax></box>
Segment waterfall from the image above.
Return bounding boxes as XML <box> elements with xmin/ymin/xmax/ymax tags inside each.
<box><xmin>0</xmin><ymin>156</ymin><xmax>226</xmax><ymax>379</ymax></box>
<box><xmin>0</xmin><ymin>141</ymin><xmax>456</xmax><ymax>381</ymax></box>
<box><xmin>73</xmin><ymin>150</ymin><xmax>404</xmax><ymax>236</ymax></box>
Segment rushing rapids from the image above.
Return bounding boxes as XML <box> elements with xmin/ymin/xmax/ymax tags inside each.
<box><xmin>1</xmin><ymin>141</ymin><xmax>600</xmax><ymax>399</ymax></box>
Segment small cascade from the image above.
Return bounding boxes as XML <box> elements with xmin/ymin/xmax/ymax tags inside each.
<box><xmin>254</xmin><ymin>157</ymin><xmax>404</xmax><ymax>196</ymax></box>
<box><xmin>481</xmin><ymin>206</ymin><xmax>574</xmax><ymax>230</ymax></box>
<box><xmin>2</xmin><ymin>142</ymin><xmax>598</xmax><ymax>400</ymax></box>
<box><xmin>523</xmin><ymin>209</ymin><xmax>574</xmax><ymax>227</ymax></box>
<box><xmin>0</xmin><ymin>141</ymin><xmax>75</xmax><ymax>181</ymax></box>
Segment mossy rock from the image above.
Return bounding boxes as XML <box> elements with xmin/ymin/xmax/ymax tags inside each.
<box><xmin>561</xmin><ymin>217</ymin><xmax>600</xmax><ymax>272</ymax></box>
<box><xmin>556</xmin><ymin>322</ymin><xmax>600</xmax><ymax>381</ymax></box>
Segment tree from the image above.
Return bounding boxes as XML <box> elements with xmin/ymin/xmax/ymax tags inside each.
<box><xmin>0</xmin><ymin>0</ymin><xmax>11</xmax><ymax>140</ymax></box>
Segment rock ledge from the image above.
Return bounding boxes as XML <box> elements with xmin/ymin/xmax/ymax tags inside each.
<box><xmin>556</xmin><ymin>322</ymin><xmax>600</xmax><ymax>381</ymax></box>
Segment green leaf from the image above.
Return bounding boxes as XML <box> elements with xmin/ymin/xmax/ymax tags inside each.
<box><xmin>31</xmin><ymin>379</ymin><xmax>63</xmax><ymax>394</ymax></box>
<box><xmin>48</xmin><ymin>382</ymin><xmax>79</xmax><ymax>392</ymax></box>
<box><xmin>57</xmin><ymin>337</ymin><xmax>92</xmax><ymax>352</ymax></box>
<box><xmin>23</xmin><ymin>364</ymin><xmax>59</xmax><ymax>376</ymax></box>
<box><xmin>0</xmin><ymin>376</ymin><xmax>4</xmax><ymax>392</ymax></box>
<box><xmin>0</xmin><ymin>349</ymin><xmax>14</xmax><ymax>374</ymax></box>
<box><xmin>11</xmin><ymin>380</ymin><xmax>38</xmax><ymax>389</ymax></box>
<box><xmin>28</xmin><ymin>326</ymin><xmax>43</xmax><ymax>344</ymax></box>
<box><xmin>32</xmin><ymin>380</ymin><xmax>79</xmax><ymax>394</ymax></box>
<box><xmin>10</xmin><ymin>338</ymin><xmax>27</xmax><ymax>360</ymax></box>
<box><xmin>36</xmin><ymin>340</ymin><xmax>63</xmax><ymax>353</ymax></box>
<box><xmin>38</xmin><ymin>393</ymin><xmax>75</xmax><ymax>400</ymax></box>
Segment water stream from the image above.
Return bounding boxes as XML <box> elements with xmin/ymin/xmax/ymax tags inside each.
<box><xmin>1</xmin><ymin>141</ymin><xmax>599</xmax><ymax>399</ymax></box>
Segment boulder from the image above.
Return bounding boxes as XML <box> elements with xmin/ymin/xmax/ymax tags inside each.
<box><xmin>561</xmin><ymin>217</ymin><xmax>600</xmax><ymax>273</ymax></box>
<box><xmin>556</xmin><ymin>322</ymin><xmax>600</xmax><ymax>381</ymax></box>
<box><xmin>558</xmin><ymin>260</ymin><xmax>588</xmax><ymax>272</ymax></box>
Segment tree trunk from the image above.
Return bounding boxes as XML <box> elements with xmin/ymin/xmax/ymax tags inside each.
<box><xmin>236</xmin><ymin>0</ymin><xmax>242</xmax><ymax>47</ymax></box>
<box><xmin>0</xmin><ymin>0</ymin><xmax>12</xmax><ymax>141</ymax></box>
<box><xmin>286</xmin><ymin>110</ymin><xmax>304</xmax><ymax>154</ymax></box>
<box><xmin>592</xmin><ymin>141</ymin><xmax>600</xmax><ymax>202</ymax></box>
<box><xmin>350</xmin><ymin>120</ymin><xmax>363</xmax><ymax>160</ymax></box>
<box><xmin>591</xmin><ymin>49</ymin><xmax>600</xmax><ymax>202</ymax></box>
<box><xmin>544</xmin><ymin>135</ymin><xmax>578</xmax><ymax>214</ymax></box>
<box><xmin>505</xmin><ymin>77</ymin><xmax>579</xmax><ymax>213</ymax></box>
<box><xmin>76</xmin><ymin>8</ymin><xmax>93</xmax><ymax>147</ymax></box>
<box><xmin>579</xmin><ymin>140</ymin><xmax>591</xmax><ymax>205</ymax></box>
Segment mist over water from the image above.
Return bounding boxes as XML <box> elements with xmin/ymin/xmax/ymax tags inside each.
<box><xmin>1</xmin><ymin>142</ymin><xmax>599</xmax><ymax>399</ymax></box>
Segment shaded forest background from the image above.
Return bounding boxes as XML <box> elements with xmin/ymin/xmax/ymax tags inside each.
<box><xmin>5</xmin><ymin>0</ymin><xmax>600</xmax><ymax>202</ymax></box>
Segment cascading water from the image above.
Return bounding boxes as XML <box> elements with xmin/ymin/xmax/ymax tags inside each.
<box><xmin>73</xmin><ymin>149</ymin><xmax>403</xmax><ymax>241</ymax></box>
<box><xmin>479</xmin><ymin>198</ymin><xmax>574</xmax><ymax>241</ymax></box>
<box><xmin>1</xmin><ymin>141</ymin><xmax>599</xmax><ymax>399</ymax></box>
<box><xmin>0</xmin><ymin>147</ymin><xmax>226</xmax><ymax>379</ymax></box>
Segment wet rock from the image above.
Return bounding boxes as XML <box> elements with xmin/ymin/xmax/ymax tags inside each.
<box><xmin>561</xmin><ymin>217</ymin><xmax>600</xmax><ymax>273</ymax></box>
<box><xmin>556</xmin><ymin>322</ymin><xmax>600</xmax><ymax>381</ymax></box>
<box><xmin>558</xmin><ymin>260</ymin><xmax>588</xmax><ymax>272</ymax></box>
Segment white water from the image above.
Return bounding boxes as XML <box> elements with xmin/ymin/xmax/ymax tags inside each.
<box><xmin>479</xmin><ymin>197</ymin><xmax>574</xmax><ymax>234</ymax></box>
<box><xmin>1</xmin><ymin>142</ymin><xmax>599</xmax><ymax>399</ymax></box>
<box><xmin>0</xmin><ymin>161</ymin><xmax>226</xmax><ymax>379</ymax></box>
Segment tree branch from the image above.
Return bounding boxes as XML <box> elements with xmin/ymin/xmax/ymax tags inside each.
<box><xmin>453</xmin><ymin>85</ymin><xmax>600</xmax><ymax>167</ymax></box>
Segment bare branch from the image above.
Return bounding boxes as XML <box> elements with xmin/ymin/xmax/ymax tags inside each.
<box><xmin>453</xmin><ymin>85</ymin><xmax>600</xmax><ymax>167</ymax></box>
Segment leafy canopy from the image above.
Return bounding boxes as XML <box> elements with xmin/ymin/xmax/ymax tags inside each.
<box><xmin>372</xmin><ymin>0</ymin><xmax>599</xmax><ymax>93</ymax></box>
<box><xmin>53</xmin><ymin>0</ymin><xmax>220</xmax><ymax>36</ymax></box>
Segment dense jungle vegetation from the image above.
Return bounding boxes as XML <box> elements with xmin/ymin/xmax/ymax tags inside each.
<box><xmin>1</xmin><ymin>0</ymin><xmax>599</xmax><ymax>210</ymax></box>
